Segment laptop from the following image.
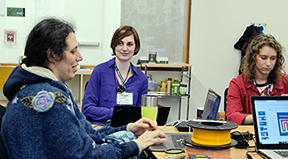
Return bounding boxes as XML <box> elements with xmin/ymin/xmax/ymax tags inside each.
<box><xmin>110</xmin><ymin>106</ymin><xmax>170</xmax><ymax>127</ymax></box>
<box><xmin>176</xmin><ymin>88</ymin><xmax>221</xmax><ymax>131</ymax></box>
<box><xmin>251</xmin><ymin>96</ymin><xmax>288</xmax><ymax>159</ymax></box>
<box><xmin>151</xmin><ymin>88</ymin><xmax>221</xmax><ymax>151</ymax></box>
<box><xmin>201</xmin><ymin>88</ymin><xmax>221</xmax><ymax>120</ymax></box>
<box><xmin>149</xmin><ymin>133</ymin><xmax>192</xmax><ymax>152</ymax></box>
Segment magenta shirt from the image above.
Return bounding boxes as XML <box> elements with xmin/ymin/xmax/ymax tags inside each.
<box><xmin>82</xmin><ymin>58</ymin><xmax>148</xmax><ymax>125</ymax></box>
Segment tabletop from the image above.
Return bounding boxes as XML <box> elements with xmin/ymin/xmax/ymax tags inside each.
<box><xmin>153</xmin><ymin>125</ymin><xmax>262</xmax><ymax>159</ymax></box>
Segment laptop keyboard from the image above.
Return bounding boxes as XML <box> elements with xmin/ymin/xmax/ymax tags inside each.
<box><xmin>171</xmin><ymin>134</ymin><xmax>191</xmax><ymax>148</ymax></box>
<box><xmin>274</xmin><ymin>150</ymin><xmax>288</xmax><ymax>157</ymax></box>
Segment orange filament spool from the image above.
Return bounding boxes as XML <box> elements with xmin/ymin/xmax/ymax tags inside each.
<box><xmin>185</xmin><ymin>146</ymin><xmax>231</xmax><ymax>159</ymax></box>
<box><xmin>188</xmin><ymin>120</ymin><xmax>238</xmax><ymax>147</ymax></box>
<box><xmin>192</xmin><ymin>128</ymin><xmax>231</xmax><ymax>146</ymax></box>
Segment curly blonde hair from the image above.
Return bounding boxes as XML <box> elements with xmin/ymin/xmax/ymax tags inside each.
<box><xmin>240</xmin><ymin>34</ymin><xmax>285</xmax><ymax>84</ymax></box>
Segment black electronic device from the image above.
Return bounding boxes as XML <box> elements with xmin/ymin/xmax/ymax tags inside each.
<box><xmin>231</xmin><ymin>131</ymin><xmax>253</xmax><ymax>141</ymax></box>
<box><xmin>175</xmin><ymin>121</ymin><xmax>193</xmax><ymax>132</ymax></box>
<box><xmin>231</xmin><ymin>131</ymin><xmax>253</xmax><ymax>148</ymax></box>
<box><xmin>111</xmin><ymin>106</ymin><xmax>170</xmax><ymax>127</ymax></box>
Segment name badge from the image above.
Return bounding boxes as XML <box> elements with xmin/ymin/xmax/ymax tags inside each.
<box><xmin>117</xmin><ymin>92</ymin><xmax>133</xmax><ymax>105</ymax></box>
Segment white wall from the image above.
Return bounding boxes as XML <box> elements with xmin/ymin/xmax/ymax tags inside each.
<box><xmin>66</xmin><ymin>1</ymin><xmax>121</xmax><ymax>65</ymax></box>
<box><xmin>121</xmin><ymin>0</ymin><xmax>185</xmax><ymax>64</ymax></box>
<box><xmin>189</xmin><ymin>0</ymin><xmax>288</xmax><ymax>119</ymax></box>
<box><xmin>0</xmin><ymin>0</ymin><xmax>121</xmax><ymax>65</ymax></box>
<box><xmin>0</xmin><ymin>0</ymin><xmax>121</xmax><ymax>100</ymax></box>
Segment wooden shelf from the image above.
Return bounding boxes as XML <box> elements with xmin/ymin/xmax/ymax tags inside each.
<box><xmin>0</xmin><ymin>100</ymin><xmax>8</xmax><ymax>107</ymax></box>
<box><xmin>80</xmin><ymin>65</ymin><xmax>95</xmax><ymax>69</ymax></box>
<box><xmin>74</xmin><ymin>69</ymin><xmax>93</xmax><ymax>107</ymax></box>
<box><xmin>0</xmin><ymin>63</ymin><xmax>19</xmax><ymax>66</ymax></box>
<box><xmin>141</xmin><ymin>63</ymin><xmax>192</xmax><ymax>120</ymax></box>
<box><xmin>75</xmin><ymin>69</ymin><xmax>93</xmax><ymax>75</ymax></box>
<box><xmin>137</xmin><ymin>63</ymin><xmax>192</xmax><ymax>71</ymax></box>
<box><xmin>147</xmin><ymin>92</ymin><xmax>189</xmax><ymax>98</ymax></box>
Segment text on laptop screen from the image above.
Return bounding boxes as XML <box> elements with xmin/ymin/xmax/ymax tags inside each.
<box><xmin>254</xmin><ymin>99</ymin><xmax>288</xmax><ymax>145</ymax></box>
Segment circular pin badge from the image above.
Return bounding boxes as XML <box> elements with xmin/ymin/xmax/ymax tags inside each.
<box><xmin>32</xmin><ymin>91</ymin><xmax>55</xmax><ymax>112</ymax></box>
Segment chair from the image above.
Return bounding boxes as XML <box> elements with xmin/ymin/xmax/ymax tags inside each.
<box><xmin>84</xmin><ymin>80</ymin><xmax>89</xmax><ymax>91</ymax></box>
<box><xmin>0</xmin><ymin>105</ymin><xmax>9</xmax><ymax>159</ymax></box>
<box><xmin>224</xmin><ymin>87</ymin><xmax>228</xmax><ymax>120</ymax></box>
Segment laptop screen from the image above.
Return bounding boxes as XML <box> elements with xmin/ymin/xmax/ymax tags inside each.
<box><xmin>201</xmin><ymin>88</ymin><xmax>221</xmax><ymax>120</ymax></box>
<box><xmin>251</xmin><ymin>96</ymin><xmax>288</xmax><ymax>149</ymax></box>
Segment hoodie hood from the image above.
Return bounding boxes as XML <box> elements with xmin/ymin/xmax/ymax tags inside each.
<box><xmin>3</xmin><ymin>64</ymin><xmax>58</xmax><ymax>101</ymax></box>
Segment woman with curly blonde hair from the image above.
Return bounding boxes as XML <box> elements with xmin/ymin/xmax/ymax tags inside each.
<box><xmin>226</xmin><ymin>34</ymin><xmax>288</xmax><ymax>125</ymax></box>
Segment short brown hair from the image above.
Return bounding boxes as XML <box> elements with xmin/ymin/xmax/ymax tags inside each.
<box><xmin>110</xmin><ymin>25</ymin><xmax>140</xmax><ymax>56</ymax></box>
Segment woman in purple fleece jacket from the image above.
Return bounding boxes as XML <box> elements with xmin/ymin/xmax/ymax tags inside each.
<box><xmin>1</xmin><ymin>17</ymin><xmax>167</xmax><ymax>159</ymax></box>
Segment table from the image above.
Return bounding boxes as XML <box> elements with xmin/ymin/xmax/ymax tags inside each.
<box><xmin>153</xmin><ymin>125</ymin><xmax>262</xmax><ymax>159</ymax></box>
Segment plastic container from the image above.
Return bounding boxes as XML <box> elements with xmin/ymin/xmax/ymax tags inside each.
<box><xmin>148</xmin><ymin>81</ymin><xmax>157</xmax><ymax>92</ymax></box>
<box><xmin>160</xmin><ymin>87</ymin><xmax>167</xmax><ymax>92</ymax></box>
<box><xmin>179</xmin><ymin>83</ymin><xmax>187</xmax><ymax>95</ymax></box>
<box><xmin>166</xmin><ymin>78</ymin><xmax>172</xmax><ymax>94</ymax></box>
<box><xmin>161</xmin><ymin>81</ymin><xmax>167</xmax><ymax>88</ymax></box>
<box><xmin>147</xmin><ymin>74</ymin><xmax>157</xmax><ymax>92</ymax></box>
<box><xmin>171</xmin><ymin>81</ymin><xmax>180</xmax><ymax>95</ymax></box>
<box><xmin>148</xmin><ymin>52</ymin><xmax>157</xmax><ymax>63</ymax></box>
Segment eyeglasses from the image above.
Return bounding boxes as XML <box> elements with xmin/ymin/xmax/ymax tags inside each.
<box><xmin>115</xmin><ymin>85</ymin><xmax>126</xmax><ymax>93</ymax></box>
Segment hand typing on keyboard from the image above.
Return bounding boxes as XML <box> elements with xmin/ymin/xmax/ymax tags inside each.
<box><xmin>128</xmin><ymin>118</ymin><xmax>167</xmax><ymax>151</ymax></box>
<box><xmin>137</xmin><ymin>130</ymin><xmax>167</xmax><ymax>150</ymax></box>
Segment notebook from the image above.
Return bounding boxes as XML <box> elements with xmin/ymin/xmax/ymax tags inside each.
<box><xmin>176</xmin><ymin>88</ymin><xmax>221</xmax><ymax>132</ymax></box>
<box><xmin>110</xmin><ymin>106</ymin><xmax>170</xmax><ymax>127</ymax></box>
<box><xmin>251</xmin><ymin>96</ymin><xmax>288</xmax><ymax>159</ymax></box>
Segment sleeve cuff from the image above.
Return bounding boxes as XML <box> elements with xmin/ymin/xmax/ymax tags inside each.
<box><xmin>126</xmin><ymin>123</ymin><xmax>132</xmax><ymax>131</ymax></box>
<box><xmin>119</xmin><ymin>140</ymin><xmax>141</xmax><ymax>158</ymax></box>
<box><xmin>133</xmin><ymin>140</ymin><xmax>142</xmax><ymax>155</ymax></box>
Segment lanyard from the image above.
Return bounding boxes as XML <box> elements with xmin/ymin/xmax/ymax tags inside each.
<box><xmin>114</xmin><ymin>64</ymin><xmax>131</xmax><ymax>89</ymax></box>
<box><xmin>253</xmin><ymin>79</ymin><xmax>271</xmax><ymax>96</ymax></box>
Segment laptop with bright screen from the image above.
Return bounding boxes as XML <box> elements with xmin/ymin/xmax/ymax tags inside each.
<box><xmin>176</xmin><ymin>88</ymin><xmax>221</xmax><ymax>132</ymax></box>
<box><xmin>152</xmin><ymin>88</ymin><xmax>221</xmax><ymax>152</ymax></box>
<box><xmin>201</xmin><ymin>88</ymin><xmax>221</xmax><ymax>120</ymax></box>
<box><xmin>251</xmin><ymin>96</ymin><xmax>288</xmax><ymax>158</ymax></box>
